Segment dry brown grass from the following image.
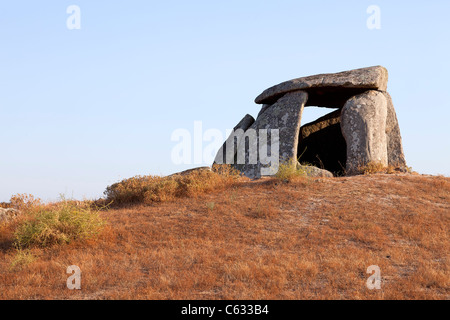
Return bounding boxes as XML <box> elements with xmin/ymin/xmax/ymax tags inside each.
<box><xmin>0</xmin><ymin>173</ymin><xmax>448</xmax><ymax>300</ymax></box>
<box><xmin>104</xmin><ymin>164</ymin><xmax>240</xmax><ymax>206</ymax></box>
<box><xmin>358</xmin><ymin>161</ymin><xmax>413</xmax><ymax>175</ymax></box>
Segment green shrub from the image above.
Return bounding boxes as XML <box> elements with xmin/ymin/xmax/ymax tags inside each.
<box><xmin>9</xmin><ymin>249</ymin><xmax>36</xmax><ymax>270</ymax></box>
<box><xmin>275</xmin><ymin>159</ymin><xmax>307</xmax><ymax>181</ymax></box>
<box><xmin>14</xmin><ymin>201</ymin><xmax>105</xmax><ymax>248</ymax></box>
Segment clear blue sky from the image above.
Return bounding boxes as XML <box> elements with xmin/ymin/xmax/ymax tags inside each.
<box><xmin>1</xmin><ymin>0</ymin><xmax>449</xmax><ymax>202</ymax></box>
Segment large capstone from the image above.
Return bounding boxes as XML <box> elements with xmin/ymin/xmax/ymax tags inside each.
<box><xmin>255</xmin><ymin>66</ymin><xmax>388</xmax><ymax>107</ymax></box>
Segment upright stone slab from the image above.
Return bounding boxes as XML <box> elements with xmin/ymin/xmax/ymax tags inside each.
<box><xmin>383</xmin><ymin>92</ymin><xmax>407</xmax><ymax>168</ymax></box>
<box><xmin>341</xmin><ymin>90</ymin><xmax>388</xmax><ymax>174</ymax></box>
<box><xmin>213</xmin><ymin>114</ymin><xmax>255</xmax><ymax>165</ymax></box>
<box><xmin>235</xmin><ymin>91</ymin><xmax>308</xmax><ymax>178</ymax></box>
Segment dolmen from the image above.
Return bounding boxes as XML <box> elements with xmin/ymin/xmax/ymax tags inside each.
<box><xmin>214</xmin><ymin>66</ymin><xmax>407</xmax><ymax>178</ymax></box>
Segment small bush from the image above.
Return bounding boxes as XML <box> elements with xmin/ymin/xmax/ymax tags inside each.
<box><xmin>359</xmin><ymin>161</ymin><xmax>412</xmax><ymax>175</ymax></box>
<box><xmin>275</xmin><ymin>159</ymin><xmax>307</xmax><ymax>182</ymax></box>
<box><xmin>104</xmin><ymin>164</ymin><xmax>240</xmax><ymax>206</ymax></box>
<box><xmin>0</xmin><ymin>202</ymin><xmax>12</xmax><ymax>209</ymax></box>
<box><xmin>14</xmin><ymin>201</ymin><xmax>105</xmax><ymax>248</ymax></box>
<box><xmin>359</xmin><ymin>161</ymin><xmax>387</xmax><ymax>174</ymax></box>
<box><xmin>9</xmin><ymin>249</ymin><xmax>36</xmax><ymax>271</ymax></box>
<box><xmin>10</xmin><ymin>194</ymin><xmax>42</xmax><ymax>212</ymax></box>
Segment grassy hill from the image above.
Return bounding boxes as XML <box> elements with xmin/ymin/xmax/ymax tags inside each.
<box><xmin>0</xmin><ymin>171</ymin><xmax>448</xmax><ymax>299</ymax></box>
